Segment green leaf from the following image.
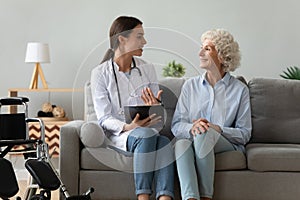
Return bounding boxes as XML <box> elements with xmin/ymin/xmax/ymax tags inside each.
<box><xmin>162</xmin><ymin>60</ymin><xmax>186</xmax><ymax>77</ymax></box>
<box><xmin>280</xmin><ymin>66</ymin><xmax>300</xmax><ymax>80</ymax></box>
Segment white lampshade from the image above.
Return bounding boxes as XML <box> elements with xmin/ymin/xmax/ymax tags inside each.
<box><xmin>25</xmin><ymin>42</ymin><xmax>50</xmax><ymax>63</ymax></box>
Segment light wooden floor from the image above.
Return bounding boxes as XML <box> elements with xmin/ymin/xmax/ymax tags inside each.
<box><xmin>14</xmin><ymin>180</ymin><xmax>59</xmax><ymax>199</ymax></box>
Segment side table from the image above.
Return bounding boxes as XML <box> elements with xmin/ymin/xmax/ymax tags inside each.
<box><xmin>28</xmin><ymin>118</ymin><xmax>69</xmax><ymax>156</ymax></box>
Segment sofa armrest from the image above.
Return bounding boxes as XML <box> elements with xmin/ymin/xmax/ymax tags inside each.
<box><xmin>59</xmin><ymin>120</ymin><xmax>85</xmax><ymax>198</ymax></box>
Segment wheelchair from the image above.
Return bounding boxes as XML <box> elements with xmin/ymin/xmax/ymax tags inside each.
<box><xmin>0</xmin><ymin>97</ymin><xmax>93</xmax><ymax>200</ymax></box>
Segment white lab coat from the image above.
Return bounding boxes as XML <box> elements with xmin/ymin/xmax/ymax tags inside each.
<box><xmin>90</xmin><ymin>57</ymin><xmax>159</xmax><ymax>150</ymax></box>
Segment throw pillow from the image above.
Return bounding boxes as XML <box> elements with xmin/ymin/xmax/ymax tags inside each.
<box><xmin>80</xmin><ymin>121</ymin><xmax>106</xmax><ymax>148</ymax></box>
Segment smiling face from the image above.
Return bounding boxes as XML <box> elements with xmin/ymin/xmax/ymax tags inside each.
<box><xmin>199</xmin><ymin>39</ymin><xmax>223</xmax><ymax>71</ymax></box>
<box><xmin>119</xmin><ymin>24</ymin><xmax>147</xmax><ymax>57</ymax></box>
<box><xmin>199</xmin><ymin>39</ymin><xmax>222</xmax><ymax>70</ymax></box>
<box><xmin>199</xmin><ymin>38</ymin><xmax>226</xmax><ymax>82</ymax></box>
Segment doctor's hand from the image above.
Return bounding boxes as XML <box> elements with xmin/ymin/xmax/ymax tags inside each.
<box><xmin>141</xmin><ymin>87</ymin><xmax>163</xmax><ymax>105</ymax></box>
<box><xmin>123</xmin><ymin>113</ymin><xmax>162</xmax><ymax>131</ymax></box>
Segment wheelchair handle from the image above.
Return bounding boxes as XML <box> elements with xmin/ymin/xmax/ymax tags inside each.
<box><xmin>0</xmin><ymin>97</ymin><xmax>29</xmax><ymax>105</ymax></box>
<box><xmin>25</xmin><ymin>118</ymin><xmax>46</xmax><ymax>143</ymax></box>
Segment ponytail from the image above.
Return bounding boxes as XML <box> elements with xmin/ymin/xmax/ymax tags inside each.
<box><xmin>100</xmin><ymin>48</ymin><xmax>115</xmax><ymax>64</ymax></box>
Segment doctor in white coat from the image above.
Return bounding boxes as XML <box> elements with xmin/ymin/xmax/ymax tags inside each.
<box><xmin>90</xmin><ymin>16</ymin><xmax>174</xmax><ymax>200</ymax></box>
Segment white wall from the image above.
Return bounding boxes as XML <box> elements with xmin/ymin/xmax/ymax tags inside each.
<box><xmin>1</xmin><ymin>0</ymin><xmax>299</xmax><ymax>119</ymax></box>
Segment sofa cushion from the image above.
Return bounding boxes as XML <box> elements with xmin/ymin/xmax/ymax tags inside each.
<box><xmin>249</xmin><ymin>78</ymin><xmax>300</xmax><ymax>143</ymax></box>
<box><xmin>81</xmin><ymin>147</ymin><xmax>133</xmax><ymax>172</ymax></box>
<box><xmin>159</xmin><ymin>77</ymin><xmax>185</xmax><ymax>109</ymax></box>
<box><xmin>81</xmin><ymin>147</ymin><xmax>246</xmax><ymax>172</ymax></box>
<box><xmin>215</xmin><ymin>151</ymin><xmax>247</xmax><ymax>171</ymax></box>
<box><xmin>80</xmin><ymin>121</ymin><xmax>106</xmax><ymax>148</ymax></box>
<box><xmin>158</xmin><ymin>78</ymin><xmax>185</xmax><ymax>140</ymax></box>
<box><xmin>247</xmin><ymin>143</ymin><xmax>300</xmax><ymax>172</ymax></box>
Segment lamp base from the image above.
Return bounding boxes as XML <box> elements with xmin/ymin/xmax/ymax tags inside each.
<box><xmin>29</xmin><ymin>63</ymin><xmax>48</xmax><ymax>89</ymax></box>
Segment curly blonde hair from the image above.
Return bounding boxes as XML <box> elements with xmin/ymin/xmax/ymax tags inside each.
<box><xmin>201</xmin><ymin>29</ymin><xmax>241</xmax><ymax>72</ymax></box>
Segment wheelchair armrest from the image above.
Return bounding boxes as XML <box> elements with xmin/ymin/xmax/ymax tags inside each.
<box><xmin>26</xmin><ymin>117</ymin><xmax>46</xmax><ymax>143</ymax></box>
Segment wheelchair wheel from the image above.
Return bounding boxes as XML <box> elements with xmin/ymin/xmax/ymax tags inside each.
<box><xmin>29</xmin><ymin>190</ymin><xmax>51</xmax><ymax>200</ymax></box>
<box><xmin>30</xmin><ymin>194</ymin><xmax>47</xmax><ymax>200</ymax></box>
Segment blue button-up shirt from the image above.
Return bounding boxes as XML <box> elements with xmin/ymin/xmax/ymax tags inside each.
<box><xmin>171</xmin><ymin>73</ymin><xmax>252</xmax><ymax>151</ymax></box>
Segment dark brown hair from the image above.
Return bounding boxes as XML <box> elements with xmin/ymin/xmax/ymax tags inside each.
<box><xmin>101</xmin><ymin>16</ymin><xmax>143</xmax><ymax>64</ymax></box>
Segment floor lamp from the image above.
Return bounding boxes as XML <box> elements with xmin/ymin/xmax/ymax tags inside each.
<box><xmin>25</xmin><ymin>43</ymin><xmax>50</xmax><ymax>89</ymax></box>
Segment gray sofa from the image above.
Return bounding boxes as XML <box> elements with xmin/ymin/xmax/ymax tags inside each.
<box><xmin>59</xmin><ymin>77</ymin><xmax>300</xmax><ymax>200</ymax></box>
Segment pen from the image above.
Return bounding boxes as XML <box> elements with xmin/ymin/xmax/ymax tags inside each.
<box><xmin>155</xmin><ymin>98</ymin><xmax>162</xmax><ymax>103</ymax></box>
<box><xmin>155</xmin><ymin>97</ymin><xmax>164</xmax><ymax>106</ymax></box>
<box><xmin>145</xmin><ymin>88</ymin><xmax>163</xmax><ymax>105</ymax></box>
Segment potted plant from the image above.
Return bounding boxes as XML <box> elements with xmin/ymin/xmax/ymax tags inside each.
<box><xmin>162</xmin><ymin>60</ymin><xmax>186</xmax><ymax>78</ymax></box>
<box><xmin>280</xmin><ymin>66</ymin><xmax>300</xmax><ymax>80</ymax></box>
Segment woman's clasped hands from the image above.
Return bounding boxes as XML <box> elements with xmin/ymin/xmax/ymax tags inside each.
<box><xmin>191</xmin><ymin>118</ymin><xmax>222</xmax><ymax>136</ymax></box>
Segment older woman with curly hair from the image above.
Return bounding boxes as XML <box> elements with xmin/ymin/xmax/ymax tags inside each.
<box><xmin>171</xmin><ymin>29</ymin><xmax>252</xmax><ymax>200</ymax></box>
